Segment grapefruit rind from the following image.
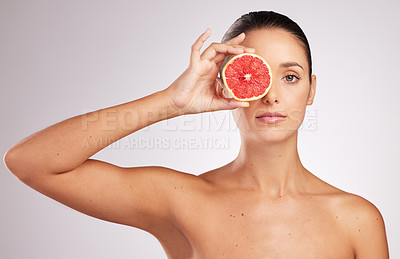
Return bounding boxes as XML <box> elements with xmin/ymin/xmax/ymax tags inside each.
<box><xmin>221</xmin><ymin>53</ymin><xmax>272</xmax><ymax>102</ymax></box>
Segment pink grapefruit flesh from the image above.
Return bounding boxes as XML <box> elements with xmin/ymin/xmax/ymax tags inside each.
<box><xmin>221</xmin><ymin>53</ymin><xmax>272</xmax><ymax>101</ymax></box>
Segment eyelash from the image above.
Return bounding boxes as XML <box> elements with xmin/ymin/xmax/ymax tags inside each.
<box><xmin>283</xmin><ymin>74</ymin><xmax>300</xmax><ymax>84</ymax></box>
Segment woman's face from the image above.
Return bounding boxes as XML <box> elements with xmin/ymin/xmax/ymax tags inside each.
<box><xmin>231</xmin><ymin>28</ymin><xmax>316</xmax><ymax>144</ymax></box>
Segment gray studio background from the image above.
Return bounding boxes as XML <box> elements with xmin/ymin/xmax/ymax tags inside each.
<box><xmin>1</xmin><ymin>0</ymin><xmax>399</xmax><ymax>258</ymax></box>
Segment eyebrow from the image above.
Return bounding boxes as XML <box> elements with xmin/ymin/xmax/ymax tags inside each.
<box><xmin>279</xmin><ymin>62</ymin><xmax>304</xmax><ymax>71</ymax></box>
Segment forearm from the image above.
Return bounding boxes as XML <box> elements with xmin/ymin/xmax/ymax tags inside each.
<box><xmin>4</xmin><ymin>89</ymin><xmax>182</xmax><ymax>177</ymax></box>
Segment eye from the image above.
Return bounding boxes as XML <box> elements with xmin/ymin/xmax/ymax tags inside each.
<box><xmin>283</xmin><ymin>74</ymin><xmax>300</xmax><ymax>83</ymax></box>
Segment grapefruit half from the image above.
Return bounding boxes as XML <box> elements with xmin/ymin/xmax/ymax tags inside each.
<box><xmin>221</xmin><ymin>53</ymin><xmax>272</xmax><ymax>101</ymax></box>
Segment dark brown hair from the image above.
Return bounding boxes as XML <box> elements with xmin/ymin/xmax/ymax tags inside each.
<box><xmin>222</xmin><ymin>11</ymin><xmax>312</xmax><ymax>80</ymax></box>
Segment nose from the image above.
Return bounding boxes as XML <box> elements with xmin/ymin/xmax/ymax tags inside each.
<box><xmin>261</xmin><ymin>81</ymin><xmax>279</xmax><ymax>104</ymax></box>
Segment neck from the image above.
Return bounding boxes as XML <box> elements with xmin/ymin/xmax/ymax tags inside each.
<box><xmin>227</xmin><ymin>132</ymin><xmax>308</xmax><ymax>196</ymax></box>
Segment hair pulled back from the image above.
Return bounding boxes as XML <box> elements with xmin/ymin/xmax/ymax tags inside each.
<box><xmin>222</xmin><ymin>11</ymin><xmax>312</xmax><ymax>79</ymax></box>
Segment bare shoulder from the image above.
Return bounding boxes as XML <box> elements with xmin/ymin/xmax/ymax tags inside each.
<box><xmin>328</xmin><ymin>190</ymin><xmax>385</xmax><ymax>231</ymax></box>
<box><xmin>299</xmin><ymin>174</ymin><xmax>389</xmax><ymax>258</ymax></box>
<box><xmin>305</xmin><ymin>173</ymin><xmax>384</xmax><ymax>220</ymax></box>
<box><xmin>331</xmin><ymin>191</ymin><xmax>383</xmax><ymax>219</ymax></box>
<box><xmin>323</xmin><ymin>188</ymin><xmax>389</xmax><ymax>258</ymax></box>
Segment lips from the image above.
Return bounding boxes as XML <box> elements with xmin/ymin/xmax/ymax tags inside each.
<box><xmin>256</xmin><ymin>112</ymin><xmax>286</xmax><ymax>118</ymax></box>
<box><xmin>256</xmin><ymin>112</ymin><xmax>286</xmax><ymax>124</ymax></box>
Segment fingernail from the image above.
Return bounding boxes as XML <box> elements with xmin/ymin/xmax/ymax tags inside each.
<box><xmin>246</xmin><ymin>48</ymin><xmax>255</xmax><ymax>52</ymax></box>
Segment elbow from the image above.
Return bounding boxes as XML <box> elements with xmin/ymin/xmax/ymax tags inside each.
<box><xmin>4</xmin><ymin>147</ymin><xmax>32</xmax><ymax>182</ymax></box>
<box><xmin>4</xmin><ymin>147</ymin><xmax>17</xmax><ymax>173</ymax></box>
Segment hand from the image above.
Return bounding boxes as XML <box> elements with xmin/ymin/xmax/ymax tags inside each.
<box><xmin>164</xmin><ymin>28</ymin><xmax>255</xmax><ymax>115</ymax></box>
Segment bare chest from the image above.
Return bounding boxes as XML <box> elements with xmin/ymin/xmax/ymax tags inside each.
<box><xmin>170</xmin><ymin>193</ymin><xmax>354</xmax><ymax>259</ymax></box>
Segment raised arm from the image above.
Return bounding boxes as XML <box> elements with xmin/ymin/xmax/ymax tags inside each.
<box><xmin>3</xmin><ymin>29</ymin><xmax>253</xmax><ymax>235</ymax></box>
<box><xmin>4</xmin><ymin>89</ymin><xmax>180</xmax><ymax>180</ymax></box>
<box><xmin>3</xmin><ymin>87</ymin><xmax>188</xmax><ymax>233</ymax></box>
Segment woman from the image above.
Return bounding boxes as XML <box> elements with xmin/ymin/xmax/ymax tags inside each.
<box><xmin>4</xmin><ymin>11</ymin><xmax>389</xmax><ymax>258</ymax></box>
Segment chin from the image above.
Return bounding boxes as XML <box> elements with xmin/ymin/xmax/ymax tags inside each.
<box><xmin>245</xmin><ymin>128</ymin><xmax>298</xmax><ymax>145</ymax></box>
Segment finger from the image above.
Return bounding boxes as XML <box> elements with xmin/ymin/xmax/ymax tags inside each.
<box><xmin>215</xmin><ymin>78</ymin><xmax>222</xmax><ymax>97</ymax></box>
<box><xmin>213</xmin><ymin>46</ymin><xmax>255</xmax><ymax>71</ymax></box>
<box><xmin>190</xmin><ymin>28</ymin><xmax>211</xmax><ymax>64</ymax></box>
<box><xmin>224</xmin><ymin>33</ymin><xmax>256</xmax><ymax>54</ymax></box>
<box><xmin>215</xmin><ymin>78</ymin><xmax>230</xmax><ymax>99</ymax></box>
<box><xmin>213</xmin><ymin>53</ymin><xmax>226</xmax><ymax>66</ymax></box>
<box><xmin>225</xmin><ymin>32</ymin><xmax>246</xmax><ymax>45</ymax></box>
<box><xmin>216</xmin><ymin>59</ymin><xmax>225</xmax><ymax>69</ymax></box>
<box><xmin>201</xmin><ymin>42</ymin><xmax>252</xmax><ymax>61</ymax></box>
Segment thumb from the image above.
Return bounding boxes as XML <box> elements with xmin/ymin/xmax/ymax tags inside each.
<box><xmin>228</xmin><ymin>98</ymin><xmax>250</xmax><ymax>108</ymax></box>
<box><xmin>213</xmin><ymin>78</ymin><xmax>250</xmax><ymax>110</ymax></box>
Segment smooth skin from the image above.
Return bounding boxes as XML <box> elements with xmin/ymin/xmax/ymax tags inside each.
<box><xmin>4</xmin><ymin>28</ymin><xmax>389</xmax><ymax>259</ymax></box>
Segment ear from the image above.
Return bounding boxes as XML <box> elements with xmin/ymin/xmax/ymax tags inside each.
<box><xmin>306</xmin><ymin>75</ymin><xmax>317</xmax><ymax>105</ymax></box>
